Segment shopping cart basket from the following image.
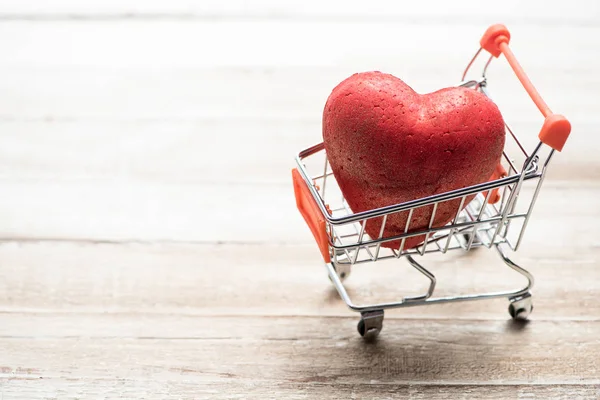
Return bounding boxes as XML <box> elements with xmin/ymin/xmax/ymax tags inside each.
<box><xmin>292</xmin><ymin>24</ymin><xmax>571</xmax><ymax>338</ymax></box>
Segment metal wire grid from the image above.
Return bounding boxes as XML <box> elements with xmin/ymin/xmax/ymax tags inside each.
<box><xmin>295</xmin><ymin>75</ymin><xmax>553</xmax><ymax>266</ymax></box>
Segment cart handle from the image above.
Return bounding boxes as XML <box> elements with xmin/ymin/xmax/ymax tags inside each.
<box><xmin>480</xmin><ymin>24</ymin><xmax>571</xmax><ymax>152</ymax></box>
<box><xmin>292</xmin><ymin>168</ymin><xmax>331</xmax><ymax>262</ymax></box>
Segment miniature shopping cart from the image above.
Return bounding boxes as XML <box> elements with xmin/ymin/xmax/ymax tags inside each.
<box><xmin>292</xmin><ymin>24</ymin><xmax>571</xmax><ymax>338</ymax></box>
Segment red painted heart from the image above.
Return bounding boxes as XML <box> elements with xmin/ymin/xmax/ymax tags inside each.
<box><xmin>323</xmin><ymin>72</ymin><xmax>505</xmax><ymax>249</ymax></box>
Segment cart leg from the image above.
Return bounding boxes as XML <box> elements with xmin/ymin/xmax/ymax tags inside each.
<box><xmin>357</xmin><ymin>310</ymin><xmax>384</xmax><ymax>338</ymax></box>
<box><xmin>508</xmin><ymin>292</ymin><xmax>533</xmax><ymax>320</ymax></box>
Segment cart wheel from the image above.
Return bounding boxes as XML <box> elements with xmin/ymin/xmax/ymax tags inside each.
<box><xmin>357</xmin><ymin>310</ymin><xmax>384</xmax><ymax>338</ymax></box>
<box><xmin>462</xmin><ymin>233</ymin><xmax>471</xmax><ymax>245</ymax></box>
<box><xmin>331</xmin><ymin>263</ymin><xmax>351</xmax><ymax>281</ymax></box>
<box><xmin>508</xmin><ymin>292</ymin><xmax>533</xmax><ymax>320</ymax></box>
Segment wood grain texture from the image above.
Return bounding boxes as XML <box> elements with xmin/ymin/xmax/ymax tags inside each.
<box><xmin>1</xmin><ymin>383</ymin><xmax>599</xmax><ymax>400</ymax></box>
<box><xmin>0</xmin><ymin>181</ymin><xmax>598</xmax><ymax>242</ymax></box>
<box><xmin>1</xmin><ymin>120</ymin><xmax>599</xmax><ymax>186</ymax></box>
<box><xmin>0</xmin><ymin>240</ymin><xmax>599</xmax><ymax>399</ymax></box>
<box><xmin>1</xmin><ymin>317</ymin><xmax>600</xmax><ymax>383</ymax></box>
<box><xmin>0</xmin><ymin>241</ymin><xmax>599</xmax><ymax>319</ymax></box>
<box><xmin>1</xmin><ymin>317</ymin><xmax>600</xmax><ymax>399</ymax></box>
<box><xmin>0</xmin><ymin>1</ymin><xmax>598</xmax><ymax>398</ymax></box>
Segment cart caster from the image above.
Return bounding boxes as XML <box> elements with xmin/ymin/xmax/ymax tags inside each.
<box><xmin>357</xmin><ymin>310</ymin><xmax>384</xmax><ymax>339</ymax></box>
<box><xmin>508</xmin><ymin>292</ymin><xmax>533</xmax><ymax>320</ymax></box>
<box><xmin>331</xmin><ymin>263</ymin><xmax>351</xmax><ymax>281</ymax></box>
<box><xmin>462</xmin><ymin>233</ymin><xmax>471</xmax><ymax>244</ymax></box>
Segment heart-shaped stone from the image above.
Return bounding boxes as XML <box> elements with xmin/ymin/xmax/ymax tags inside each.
<box><xmin>323</xmin><ymin>72</ymin><xmax>505</xmax><ymax>249</ymax></box>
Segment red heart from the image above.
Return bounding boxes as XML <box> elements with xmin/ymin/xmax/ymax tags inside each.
<box><xmin>323</xmin><ymin>72</ymin><xmax>505</xmax><ymax>249</ymax></box>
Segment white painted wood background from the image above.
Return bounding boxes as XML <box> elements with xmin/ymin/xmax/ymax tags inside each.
<box><xmin>0</xmin><ymin>0</ymin><xmax>599</xmax><ymax>398</ymax></box>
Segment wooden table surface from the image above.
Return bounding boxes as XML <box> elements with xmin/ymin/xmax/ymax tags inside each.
<box><xmin>1</xmin><ymin>1</ymin><xmax>599</xmax><ymax>398</ymax></box>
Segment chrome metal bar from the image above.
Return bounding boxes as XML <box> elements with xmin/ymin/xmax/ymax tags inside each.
<box><xmin>341</xmin><ymin>198</ymin><xmax>353</xmax><ymax>217</ymax></box>
<box><xmin>505</xmin><ymin>123</ymin><xmax>529</xmax><ymax>158</ymax></box>
<box><xmin>464</xmin><ymin>204</ymin><xmax>476</xmax><ymax>224</ymax></box>
<box><xmin>352</xmin><ymin>220</ymin><xmax>367</xmax><ymax>264</ymax></box>
<box><xmin>544</xmin><ymin>149</ymin><xmax>556</xmax><ymax>168</ymax></box>
<box><xmin>480</xmin><ymin>87</ymin><xmax>529</xmax><ymax>160</ymax></box>
<box><xmin>488</xmin><ymin>200</ymin><xmax>501</xmax><ymax>219</ymax></box>
<box><xmin>502</xmin><ymin>202</ymin><xmax>518</xmax><ymax>243</ymax></box>
<box><xmin>515</xmin><ymin>165</ymin><xmax>548</xmax><ymax>250</ymax></box>
<box><xmin>505</xmin><ymin>235</ymin><xmax>518</xmax><ymax>252</ymax></box>
<box><xmin>342</xmin><ymin>248</ymin><xmax>351</xmax><ymax>263</ymax></box>
<box><xmin>435</xmin><ymin>224</ymin><xmax>471</xmax><ymax>244</ymax></box>
<box><xmin>490</xmin><ymin>142</ymin><xmax>543</xmax><ymax>244</ymax></box>
<box><xmin>496</xmin><ymin>243</ymin><xmax>534</xmax><ymax>294</ymax></box>
<box><xmin>296</xmin><ymin>152</ymin><xmax>541</xmax><ymax>225</ymax></box>
<box><xmin>477</xmin><ymin>192</ymin><xmax>492</xmax><ymax>220</ymax></box>
<box><xmin>348</xmin><ymin>240</ymin><xmax>474</xmax><ymax>263</ymax></box>
<box><xmin>473</xmin><ymin>221</ymin><xmax>494</xmax><ymax>248</ymax></box>
<box><xmin>420</xmin><ymin>203</ymin><xmax>439</xmax><ymax>256</ymax></box>
<box><xmin>326</xmin><ymin>243</ymin><xmax>533</xmax><ymax>313</ymax></box>
<box><xmin>331</xmin><ymin>212</ymin><xmax>529</xmax><ymax>251</ymax></box>
<box><xmin>499</xmin><ymin>182</ymin><xmax>512</xmax><ymax>215</ymax></box>
<box><xmin>298</xmin><ymin>142</ymin><xmax>324</xmax><ymax>158</ymax></box>
<box><xmin>398</xmin><ymin>208</ymin><xmax>414</xmax><ymax>256</ymax></box>
<box><xmin>462</xmin><ymin>47</ymin><xmax>483</xmax><ymax>81</ymax></box>
<box><xmin>482</xmin><ymin>54</ymin><xmax>494</xmax><ymax>78</ymax></box>
<box><xmin>404</xmin><ymin>256</ymin><xmax>436</xmax><ymax>301</ymax></box>
<box><xmin>357</xmin><ymin>220</ymin><xmax>366</xmax><ymax>244</ymax></box>
<box><xmin>466</xmin><ymin>191</ymin><xmax>493</xmax><ymax>250</ymax></box>
<box><xmin>312</xmin><ymin>171</ymin><xmax>334</xmax><ymax>181</ymax></box>
<box><xmin>504</xmin><ymin>162</ymin><xmax>535</xmax><ymax>240</ymax></box>
<box><xmin>374</xmin><ymin>214</ymin><xmax>387</xmax><ymax>260</ymax></box>
<box><xmin>363</xmin><ymin>244</ymin><xmax>376</xmax><ymax>262</ymax></box>
<box><xmin>321</xmin><ymin>157</ymin><xmax>329</xmax><ymax>199</ymax></box>
<box><xmin>459</xmin><ymin>79</ymin><xmax>484</xmax><ymax>88</ymax></box>
<box><xmin>444</xmin><ymin>196</ymin><xmax>467</xmax><ymax>253</ymax></box>
<box><xmin>502</xmin><ymin>151</ymin><xmax>518</xmax><ymax>175</ymax></box>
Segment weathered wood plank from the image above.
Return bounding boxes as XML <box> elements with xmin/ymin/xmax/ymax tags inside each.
<box><xmin>0</xmin><ymin>24</ymin><xmax>591</xmax><ymax>116</ymax></box>
<box><xmin>0</xmin><ymin>22</ymin><xmax>589</xmax><ymax>191</ymax></box>
<box><xmin>0</xmin><ymin>182</ymin><xmax>596</xmax><ymax>242</ymax></box>
<box><xmin>0</xmin><ymin>119</ymin><xmax>595</xmax><ymax>184</ymax></box>
<box><xmin>0</xmin><ymin>381</ymin><xmax>598</xmax><ymax>400</ymax></box>
<box><xmin>0</xmin><ymin>120</ymin><xmax>319</xmax><ymax>184</ymax></box>
<box><xmin>0</xmin><ymin>6</ymin><xmax>596</xmax><ymax>397</ymax></box>
<box><xmin>0</xmin><ymin>240</ymin><xmax>598</xmax><ymax>318</ymax></box>
<box><xmin>1</xmin><ymin>318</ymin><xmax>600</xmax><ymax>385</ymax></box>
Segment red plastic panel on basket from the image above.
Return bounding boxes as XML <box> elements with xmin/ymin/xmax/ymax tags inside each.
<box><xmin>292</xmin><ymin>168</ymin><xmax>330</xmax><ymax>263</ymax></box>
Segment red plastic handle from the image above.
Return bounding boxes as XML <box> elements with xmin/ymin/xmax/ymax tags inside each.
<box><xmin>480</xmin><ymin>24</ymin><xmax>571</xmax><ymax>151</ymax></box>
<box><xmin>292</xmin><ymin>168</ymin><xmax>330</xmax><ymax>262</ymax></box>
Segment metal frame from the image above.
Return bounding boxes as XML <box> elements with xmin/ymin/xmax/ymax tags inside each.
<box><xmin>294</xmin><ymin>47</ymin><xmax>551</xmax><ymax>336</ymax></box>
<box><xmin>326</xmin><ymin>243</ymin><xmax>533</xmax><ymax>313</ymax></box>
